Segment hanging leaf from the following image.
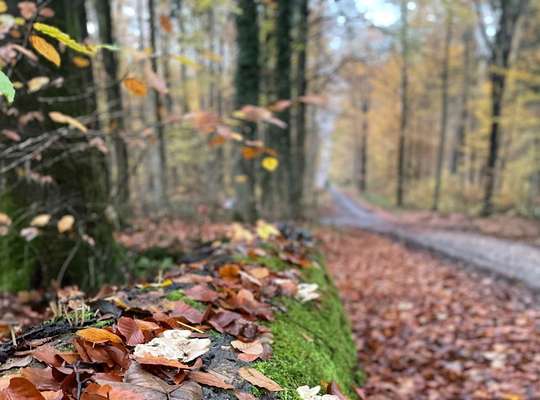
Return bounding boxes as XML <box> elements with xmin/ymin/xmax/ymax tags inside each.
<box><xmin>0</xmin><ymin>70</ymin><xmax>15</xmax><ymax>103</ymax></box>
<box><xmin>49</xmin><ymin>111</ymin><xmax>88</xmax><ymax>133</ymax></box>
<box><xmin>0</xmin><ymin>2</ymin><xmax>7</xmax><ymax>13</ymax></box>
<box><xmin>27</xmin><ymin>76</ymin><xmax>50</xmax><ymax>93</ymax></box>
<box><xmin>261</xmin><ymin>157</ymin><xmax>279</xmax><ymax>172</ymax></box>
<box><xmin>159</xmin><ymin>15</ymin><xmax>173</xmax><ymax>33</ymax></box>
<box><xmin>33</xmin><ymin>22</ymin><xmax>96</xmax><ymax>56</ymax></box>
<box><xmin>172</xmin><ymin>55</ymin><xmax>201</xmax><ymax>70</ymax></box>
<box><xmin>2</xmin><ymin>129</ymin><xmax>20</xmax><ymax>141</ymax></box>
<box><xmin>30</xmin><ymin>35</ymin><xmax>60</xmax><ymax>67</ymax></box>
<box><xmin>72</xmin><ymin>56</ymin><xmax>90</xmax><ymax>68</ymax></box>
<box><xmin>57</xmin><ymin>214</ymin><xmax>75</xmax><ymax>233</ymax></box>
<box><xmin>18</xmin><ymin>1</ymin><xmax>37</xmax><ymax>19</ymax></box>
<box><xmin>123</xmin><ymin>78</ymin><xmax>148</xmax><ymax>97</ymax></box>
<box><xmin>30</xmin><ymin>214</ymin><xmax>51</xmax><ymax>227</ymax></box>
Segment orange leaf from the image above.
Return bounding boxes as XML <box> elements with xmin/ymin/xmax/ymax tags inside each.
<box><xmin>30</xmin><ymin>35</ymin><xmax>60</xmax><ymax>67</ymax></box>
<box><xmin>1</xmin><ymin>377</ymin><xmax>45</xmax><ymax>400</ymax></box>
<box><xmin>218</xmin><ymin>264</ymin><xmax>241</xmax><ymax>279</ymax></box>
<box><xmin>123</xmin><ymin>78</ymin><xmax>148</xmax><ymax>96</ymax></box>
<box><xmin>76</xmin><ymin>327</ymin><xmax>123</xmax><ymax>344</ymax></box>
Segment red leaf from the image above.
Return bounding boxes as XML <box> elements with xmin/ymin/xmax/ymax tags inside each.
<box><xmin>117</xmin><ymin>317</ymin><xmax>146</xmax><ymax>345</ymax></box>
<box><xmin>188</xmin><ymin>371</ymin><xmax>233</xmax><ymax>389</ymax></box>
<box><xmin>1</xmin><ymin>377</ymin><xmax>45</xmax><ymax>400</ymax></box>
<box><xmin>172</xmin><ymin>302</ymin><xmax>204</xmax><ymax>324</ymax></box>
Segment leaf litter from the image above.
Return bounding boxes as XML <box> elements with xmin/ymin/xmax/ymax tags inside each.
<box><xmin>0</xmin><ymin>222</ymin><xmax>345</xmax><ymax>400</ymax></box>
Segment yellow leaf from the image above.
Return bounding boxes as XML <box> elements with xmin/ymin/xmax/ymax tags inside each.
<box><xmin>256</xmin><ymin>220</ymin><xmax>280</xmax><ymax>240</ymax></box>
<box><xmin>76</xmin><ymin>327</ymin><xmax>122</xmax><ymax>344</ymax></box>
<box><xmin>30</xmin><ymin>214</ymin><xmax>51</xmax><ymax>227</ymax></box>
<box><xmin>123</xmin><ymin>77</ymin><xmax>148</xmax><ymax>96</ymax></box>
<box><xmin>234</xmin><ymin>175</ymin><xmax>247</xmax><ymax>184</ymax></box>
<box><xmin>57</xmin><ymin>214</ymin><xmax>75</xmax><ymax>233</ymax></box>
<box><xmin>72</xmin><ymin>56</ymin><xmax>90</xmax><ymax>68</ymax></box>
<box><xmin>261</xmin><ymin>157</ymin><xmax>279</xmax><ymax>172</ymax></box>
<box><xmin>30</xmin><ymin>35</ymin><xmax>60</xmax><ymax>66</ymax></box>
<box><xmin>49</xmin><ymin>112</ymin><xmax>88</xmax><ymax>133</ymax></box>
<box><xmin>27</xmin><ymin>76</ymin><xmax>49</xmax><ymax>93</ymax></box>
<box><xmin>33</xmin><ymin>22</ymin><xmax>96</xmax><ymax>56</ymax></box>
<box><xmin>0</xmin><ymin>2</ymin><xmax>7</xmax><ymax>13</ymax></box>
<box><xmin>172</xmin><ymin>55</ymin><xmax>201</xmax><ymax>70</ymax></box>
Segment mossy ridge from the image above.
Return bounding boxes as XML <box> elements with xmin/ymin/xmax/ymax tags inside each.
<box><xmin>254</xmin><ymin>253</ymin><xmax>363</xmax><ymax>400</ymax></box>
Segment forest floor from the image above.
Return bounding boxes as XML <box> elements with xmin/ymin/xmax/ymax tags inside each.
<box><xmin>319</xmin><ymin>227</ymin><xmax>540</xmax><ymax>399</ymax></box>
<box><xmin>324</xmin><ymin>187</ymin><xmax>540</xmax><ymax>290</ymax></box>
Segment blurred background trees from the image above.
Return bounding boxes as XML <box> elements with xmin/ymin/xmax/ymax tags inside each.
<box><xmin>0</xmin><ymin>0</ymin><xmax>539</xmax><ymax>291</ymax></box>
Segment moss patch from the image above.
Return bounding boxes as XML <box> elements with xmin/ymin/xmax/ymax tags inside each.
<box><xmin>254</xmin><ymin>255</ymin><xmax>363</xmax><ymax>399</ymax></box>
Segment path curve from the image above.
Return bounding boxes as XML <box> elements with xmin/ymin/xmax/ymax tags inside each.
<box><xmin>323</xmin><ymin>187</ymin><xmax>540</xmax><ymax>290</ymax></box>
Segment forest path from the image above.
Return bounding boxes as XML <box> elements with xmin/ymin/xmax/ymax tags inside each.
<box><xmin>322</xmin><ymin>187</ymin><xmax>540</xmax><ymax>290</ymax></box>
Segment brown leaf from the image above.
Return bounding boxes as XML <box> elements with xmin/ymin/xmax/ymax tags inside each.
<box><xmin>76</xmin><ymin>327</ymin><xmax>123</xmax><ymax>344</ymax></box>
<box><xmin>1</xmin><ymin>377</ymin><xmax>45</xmax><ymax>400</ymax></box>
<box><xmin>188</xmin><ymin>371</ymin><xmax>233</xmax><ymax>389</ymax></box>
<box><xmin>117</xmin><ymin>317</ymin><xmax>145</xmax><ymax>346</ymax></box>
<box><xmin>234</xmin><ymin>391</ymin><xmax>257</xmax><ymax>400</ymax></box>
<box><xmin>172</xmin><ymin>302</ymin><xmax>204</xmax><ymax>324</ymax></box>
<box><xmin>231</xmin><ymin>340</ymin><xmax>263</xmax><ymax>356</ymax></box>
<box><xmin>159</xmin><ymin>15</ymin><xmax>173</xmax><ymax>33</ymax></box>
<box><xmin>218</xmin><ymin>264</ymin><xmax>241</xmax><ymax>279</ymax></box>
<box><xmin>21</xmin><ymin>368</ymin><xmax>61</xmax><ymax>392</ymax></box>
<box><xmin>328</xmin><ymin>382</ymin><xmax>348</xmax><ymax>400</ymax></box>
<box><xmin>238</xmin><ymin>368</ymin><xmax>282</xmax><ymax>392</ymax></box>
<box><xmin>184</xmin><ymin>285</ymin><xmax>219</xmax><ymax>303</ymax></box>
<box><xmin>134</xmin><ymin>355</ymin><xmax>189</xmax><ymax>369</ymax></box>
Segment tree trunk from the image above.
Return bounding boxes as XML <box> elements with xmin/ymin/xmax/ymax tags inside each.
<box><xmin>359</xmin><ymin>97</ymin><xmax>369</xmax><ymax>192</ymax></box>
<box><xmin>95</xmin><ymin>0</ymin><xmax>130</xmax><ymax>219</ymax></box>
<box><xmin>148</xmin><ymin>0</ymin><xmax>169</xmax><ymax>209</ymax></box>
<box><xmin>234</xmin><ymin>0</ymin><xmax>260</xmax><ymax>222</ymax></box>
<box><xmin>481</xmin><ymin>0</ymin><xmax>529</xmax><ymax>216</ymax></box>
<box><xmin>432</xmin><ymin>8</ymin><xmax>453</xmax><ymax>211</ymax></box>
<box><xmin>291</xmin><ymin>0</ymin><xmax>309</xmax><ymax>219</ymax></box>
<box><xmin>451</xmin><ymin>27</ymin><xmax>474</xmax><ymax>175</ymax></box>
<box><xmin>396</xmin><ymin>0</ymin><xmax>409</xmax><ymax>207</ymax></box>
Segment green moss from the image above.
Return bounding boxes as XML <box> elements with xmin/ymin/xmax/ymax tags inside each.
<box><xmin>235</xmin><ymin>254</ymin><xmax>289</xmax><ymax>271</ymax></box>
<box><xmin>254</xmin><ymin>255</ymin><xmax>363</xmax><ymax>399</ymax></box>
<box><xmin>166</xmin><ymin>289</ymin><xmax>206</xmax><ymax>311</ymax></box>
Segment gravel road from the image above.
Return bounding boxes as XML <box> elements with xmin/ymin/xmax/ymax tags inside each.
<box><xmin>323</xmin><ymin>187</ymin><xmax>540</xmax><ymax>290</ymax></box>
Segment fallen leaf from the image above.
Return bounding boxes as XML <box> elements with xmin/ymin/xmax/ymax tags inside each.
<box><xmin>1</xmin><ymin>377</ymin><xmax>45</xmax><ymax>400</ymax></box>
<box><xmin>117</xmin><ymin>317</ymin><xmax>145</xmax><ymax>346</ymax></box>
<box><xmin>133</xmin><ymin>329</ymin><xmax>210</xmax><ymax>363</ymax></box>
<box><xmin>184</xmin><ymin>285</ymin><xmax>219</xmax><ymax>303</ymax></box>
<box><xmin>238</xmin><ymin>368</ymin><xmax>282</xmax><ymax>392</ymax></box>
<box><xmin>76</xmin><ymin>327</ymin><xmax>123</xmax><ymax>344</ymax></box>
<box><xmin>188</xmin><ymin>371</ymin><xmax>233</xmax><ymax>389</ymax></box>
<box><xmin>234</xmin><ymin>391</ymin><xmax>257</xmax><ymax>400</ymax></box>
<box><xmin>231</xmin><ymin>340</ymin><xmax>263</xmax><ymax>356</ymax></box>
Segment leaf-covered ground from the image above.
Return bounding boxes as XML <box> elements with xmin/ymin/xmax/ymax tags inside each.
<box><xmin>0</xmin><ymin>222</ymin><xmax>360</xmax><ymax>400</ymax></box>
<box><xmin>320</xmin><ymin>227</ymin><xmax>540</xmax><ymax>400</ymax></box>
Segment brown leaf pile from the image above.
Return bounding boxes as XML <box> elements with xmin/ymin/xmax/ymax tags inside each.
<box><xmin>0</xmin><ymin>224</ymin><xmax>314</xmax><ymax>400</ymax></box>
<box><xmin>320</xmin><ymin>228</ymin><xmax>540</xmax><ymax>400</ymax></box>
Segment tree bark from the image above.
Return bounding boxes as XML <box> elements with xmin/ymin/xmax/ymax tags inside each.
<box><xmin>396</xmin><ymin>0</ymin><xmax>409</xmax><ymax>207</ymax></box>
<box><xmin>481</xmin><ymin>0</ymin><xmax>529</xmax><ymax>216</ymax></box>
<box><xmin>432</xmin><ymin>7</ymin><xmax>453</xmax><ymax>211</ymax></box>
<box><xmin>95</xmin><ymin>0</ymin><xmax>130</xmax><ymax>219</ymax></box>
<box><xmin>291</xmin><ymin>0</ymin><xmax>309</xmax><ymax>218</ymax></box>
<box><xmin>234</xmin><ymin>0</ymin><xmax>260</xmax><ymax>222</ymax></box>
<box><xmin>148</xmin><ymin>0</ymin><xmax>169</xmax><ymax>209</ymax></box>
